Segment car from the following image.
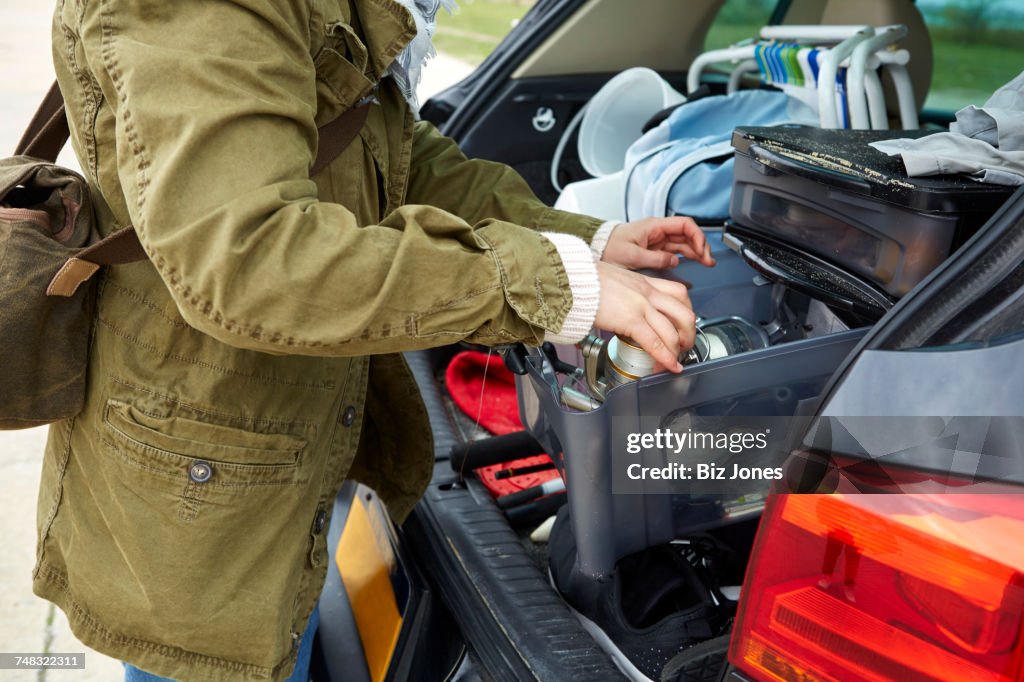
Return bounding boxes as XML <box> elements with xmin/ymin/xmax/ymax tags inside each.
<box><xmin>310</xmin><ymin>1</ymin><xmax>1024</xmax><ymax>681</ymax></box>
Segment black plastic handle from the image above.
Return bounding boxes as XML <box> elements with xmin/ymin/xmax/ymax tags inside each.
<box><xmin>541</xmin><ymin>342</ymin><xmax>579</xmax><ymax>375</ymax></box>
<box><xmin>738</xmin><ymin>241</ymin><xmax>889</xmax><ymax>320</ymax></box>
<box><xmin>449</xmin><ymin>430</ymin><xmax>543</xmax><ymax>473</ymax></box>
<box><xmin>501</xmin><ymin>343</ymin><xmax>530</xmax><ymax>375</ymax></box>
<box><xmin>504</xmin><ymin>491</ymin><xmax>568</xmax><ymax>528</ymax></box>
<box><xmin>497</xmin><ymin>484</ymin><xmax>546</xmax><ymax>510</ymax></box>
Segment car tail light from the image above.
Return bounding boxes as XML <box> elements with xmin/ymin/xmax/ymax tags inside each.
<box><xmin>730</xmin><ymin>493</ymin><xmax>1024</xmax><ymax>682</ymax></box>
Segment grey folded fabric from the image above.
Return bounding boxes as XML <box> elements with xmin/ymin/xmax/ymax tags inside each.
<box><xmin>870</xmin><ymin>69</ymin><xmax>1024</xmax><ymax>186</ymax></box>
<box><xmin>871</xmin><ymin>134</ymin><xmax>1024</xmax><ymax>186</ymax></box>
<box><xmin>951</xmin><ymin>70</ymin><xmax>1024</xmax><ymax>150</ymax></box>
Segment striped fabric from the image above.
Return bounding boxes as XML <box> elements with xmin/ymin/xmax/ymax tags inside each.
<box><xmin>753</xmin><ymin>42</ymin><xmax>849</xmax><ymax>127</ymax></box>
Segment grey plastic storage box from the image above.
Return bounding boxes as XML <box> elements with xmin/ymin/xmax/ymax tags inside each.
<box><xmin>516</xmin><ymin>234</ymin><xmax>867</xmax><ymax>578</ymax></box>
<box><xmin>730</xmin><ymin>127</ymin><xmax>1014</xmax><ymax>298</ymax></box>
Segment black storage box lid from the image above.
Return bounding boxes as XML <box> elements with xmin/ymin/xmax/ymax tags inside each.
<box><xmin>729</xmin><ymin>126</ymin><xmax>1018</xmax><ymax>300</ymax></box>
<box><xmin>731</xmin><ymin>126</ymin><xmax>1014</xmax><ymax>215</ymax></box>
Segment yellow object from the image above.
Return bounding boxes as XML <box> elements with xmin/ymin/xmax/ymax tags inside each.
<box><xmin>337</xmin><ymin>497</ymin><xmax>404</xmax><ymax>682</ymax></box>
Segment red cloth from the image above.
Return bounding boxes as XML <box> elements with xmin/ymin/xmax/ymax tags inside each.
<box><xmin>445</xmin><ymin>350</ymin><xmax>522</xmax><ymax>435</ymax></box>
<box><xmin>445</xmin><ymin>351</ymin><xmax>560</xmax><ymax>497</ymax></box>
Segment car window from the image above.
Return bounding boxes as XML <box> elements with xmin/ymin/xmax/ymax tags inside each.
<box><xmin>918</xmin><ymin>0</ymin><xmax>1024</xmax><ymax>112</ymax></box>
<box><xmin>704</xmin><ymin>0</ymin><xmax>779</xmax><ymax>51</ymax></box>
<box><xmin>433</xmin><ymin>0</ymin><xmax>536</xmax><ymax>67</ymax></box>
<box><xmin>919</xmin><ymin>256</ymin><xmax>1024</xmax><ymax>350</ymax></box>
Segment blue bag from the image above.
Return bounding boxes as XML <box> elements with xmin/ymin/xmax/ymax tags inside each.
<box><xmin>623</xmin><ymin>89</ymin><xmax>816</xmax><ymax>221</ymax></box>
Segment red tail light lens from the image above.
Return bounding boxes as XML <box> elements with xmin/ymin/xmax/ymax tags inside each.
<box><xmin>730</xmin><ymin>494</ymin><xmax>1024</xmax><ymax>682</ymax></box>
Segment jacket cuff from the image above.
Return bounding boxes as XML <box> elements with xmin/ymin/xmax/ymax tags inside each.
<box><xmin>539</xmin><ymin>232</ymin><xmax>600</xmax><ymax>345</ymax></box>
<box><xmin>535</xmin><ymin>207</ymin><xmax>605</xmax><ymax>242</ymax></box>
<box><xmin>589</xmin><ymin>221</ymin><xmax>622</xmax><ymax>260</ymax></box>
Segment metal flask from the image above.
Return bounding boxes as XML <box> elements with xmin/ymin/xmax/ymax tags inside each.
<box><xmin>578</xmin><ymin>317</ymin><xmax>769</xmax><ymax>403</ymax></box>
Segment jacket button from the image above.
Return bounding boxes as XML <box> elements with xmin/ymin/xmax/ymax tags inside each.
<box><xmin>342</xmin><ymin>406</ymin><xmax>357</xmax><ymax>427</ymax></box>
<box><xmin>189</xmin><ymin>461</ymin><xmax>213</xmax><ymax>483</ymax></box>
<box><xmin>313</xmin><ymin>509</ymin><xmax>327</xmax><ymax>534</ymax></box>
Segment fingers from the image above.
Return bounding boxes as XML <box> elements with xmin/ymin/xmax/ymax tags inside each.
<box><xmin>629</xmin><ymin>272</ymin><xmax>695</xmax><ymax>369</ymax></box>
<box><xmin>646</xmin><ymin>275</ymin><xmax>692</xmax><ymax>309</ymax></box>
<box><xmin>633</xmin><ymin>313</ymin><xmax>683</xmax><ymax>372</ymax></box>
<box><xmin>699</xmin><ymin>239</ymin><xmax>715</xmax><ymax>267</ymax></box>
<box><xmin>604</xmin><ymin>217</ymin><xmax>715</xmax><ymax>270</ymax></box>
<box><xmin>663</xmin><ymin>241</ymin><xmax>715</xmax><ymax>267</ymax></box>
<box><xmin>593</xmin><ymin>263</ymin><xmax>697</xmax><ymax>374</ymax></box>
<box><xmin>659</xmin><ymin>217</ymin><xmax>703</xmax><ymax>248</ymax></box>
<box><xmin>664</xmin><ymin>241</ymin><xmax>703</xmax><ymax>260</ymax></box>
<box><xmin>651</xmin><ymin>217</ymin><xmax>716</xmax><ymax>267</ymax></box>
<box><xmin>647</xmin><ymin>288</ymin><xmax>697</xmax><ymax>350</ymax></box>
<box><xmin>627</xmin><ymin>244</ymin><xmax>680</xmax><ymax>270</ymax></box>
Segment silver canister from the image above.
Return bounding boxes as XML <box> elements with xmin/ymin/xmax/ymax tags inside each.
<box><xmin>577</xmin><ymin>317</ymin><xmax>769</xmax><ymax>403</ymax></box>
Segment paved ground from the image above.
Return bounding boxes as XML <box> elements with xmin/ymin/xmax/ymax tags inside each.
<box><xmin>1</xmin><ymin>11</ymin><xmax>109</xmax><ymax>680</ymax></box>
<box><xmin>0</xmin><ymin>5</ymin><xmax>472</xmax><ymax>680</ymax></box>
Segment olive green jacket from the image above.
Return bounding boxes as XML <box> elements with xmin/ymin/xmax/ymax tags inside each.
<box><xmin>38</xmin><ymin>0</ymin><xmax>602</xmax><ymax>679</ymax></box>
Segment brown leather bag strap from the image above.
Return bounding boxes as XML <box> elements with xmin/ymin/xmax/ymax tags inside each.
<box><xmin>45</xmin><ymin>226</ymin><xmax>152</xmax><ymax>297</ymax></box>
<box><xmin>15</xmin><ymin>81</ymin><xmax>69</xmax><ymax>163</ymax></box>
<box><xmin>311</xmin><ymin>102</ymin><xmax>371</xmax><ymax>176</ymax></box>
<box><xmin>77</xmin><ymin>226</ymin><xmax>151</xmax><ymax>266</ymax></box>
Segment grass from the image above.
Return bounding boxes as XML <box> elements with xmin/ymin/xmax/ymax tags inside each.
<box><xmin>705</xmin><ymin>22</ymin><xmax>771</xmax><ymax>53</ymax></box>
<box><xmin>434</xmin><ymin>0</ymin><xmax>535</xmax><ymax>65</ymax></box>
<box><xmin>926</xmin><ymin>29</ymin><xmax>1024</xmax><ymax>110</ymax></box>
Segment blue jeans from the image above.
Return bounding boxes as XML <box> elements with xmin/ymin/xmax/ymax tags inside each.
<box><xmin>124</xmin><ymin>606</ymin><xmax>319</xmax><ymax>682</ymax></box>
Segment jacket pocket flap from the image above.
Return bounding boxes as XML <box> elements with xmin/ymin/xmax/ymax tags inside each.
<box><xmin>104</xmin><ymin>400</ymin><xmax>305</xmax><ymax>467</ymax></box>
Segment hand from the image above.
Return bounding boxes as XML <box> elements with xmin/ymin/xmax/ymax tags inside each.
<box><xmin>601</xmin><ymin>217</ymin><xmax>716</xmax><ymax>270</ymax></box>
<box><xmin>594</xmin><ymin>261</ymin><xmax>696</xmax><ymax>373</ymax></box>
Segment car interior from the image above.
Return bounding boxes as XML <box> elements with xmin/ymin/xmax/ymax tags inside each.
<box><xmin>319</xmin><ymin>2</ymin><xmax>1024</xmax><ymax>681</ymax></box>
<box><xmin>429</xmin><ymin>0</ymin><xmax>940</xmax><ymax>204</ymax></box>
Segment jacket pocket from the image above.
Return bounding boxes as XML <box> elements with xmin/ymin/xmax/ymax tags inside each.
<box><xmin>103</xmin><ymin>400</ymin><xmax>308</xmax><ymax>490</ymax></box>
<box><xmin>87</xmin><ymin>399</ymin><xmax>322</xmax><ymax>668</ymax></box>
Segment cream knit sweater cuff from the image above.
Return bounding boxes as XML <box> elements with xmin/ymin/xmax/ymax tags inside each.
<box><xmin>589</xmin><ymin>220</ymin><xmax>622</xmax><ymax>260</ymax></box>
<box><xmin>539</xmin><ymin>232</ymin><xmax>600</xmax><ymax>345</ymax></box>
